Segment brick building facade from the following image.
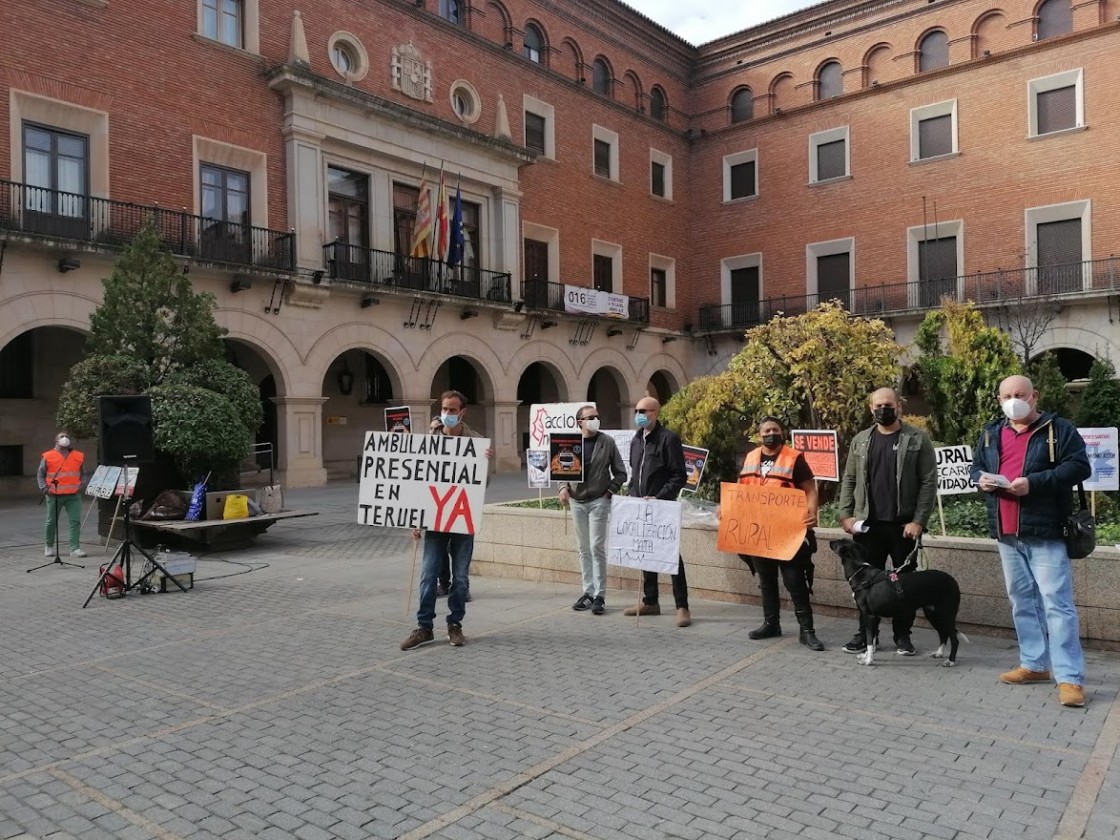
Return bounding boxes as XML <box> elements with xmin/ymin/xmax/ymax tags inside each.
<box><xmin>0</xmin><ymin>0</ymin><xmax>1116</xmax><ymax>491</ymax></box>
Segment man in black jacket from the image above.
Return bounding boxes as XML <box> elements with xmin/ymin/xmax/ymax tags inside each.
<box><xmin>623</xmin><ymin>396</ymin><xmax>691</xmax><ymax>627</ymax></box>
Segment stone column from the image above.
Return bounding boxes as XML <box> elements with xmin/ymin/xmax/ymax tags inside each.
<box><xmin>283</xmin><ymin>124</ymin><xmax>326</xmax><ymax>271</ymax></box>
<box><xmin>272</xmin><ymin>396</ymin><xmax>329</xmax><ymax>487</ymax></box>
<box><xmin>491</xmin><ymin>186</ymin><xmax>523</xmax><ymax>290</ymax></box>
<box><xmin>489</xmin><ymin>399</ymin><xmax>522</xmax><ymax>473</ymax></box>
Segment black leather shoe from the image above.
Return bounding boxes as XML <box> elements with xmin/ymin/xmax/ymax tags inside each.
<box><xmin>748</xmin><ymin>621</ymin><xmax>782</xmax><ymax>640</ymax></box>
<box><xmin>800</xmin><ymin>630</ymin><xmax>825</xmax><ymax>651</ymax></box>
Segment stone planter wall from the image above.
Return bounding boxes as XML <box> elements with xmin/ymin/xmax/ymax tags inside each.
<box><xmin>473</xmin><ymin>505</ymin><xmax>1120</xmax><ymax>647</ymax></box>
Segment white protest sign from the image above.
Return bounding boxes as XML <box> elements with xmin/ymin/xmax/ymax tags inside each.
<box><xmin>528</xmin><ymin>402</ymin><xmax>593</xmax><ymax>450</ymax></box>
<box><xmin>601</xmin><ymin>429</ymin><xmax>636</xmax><ymax>480</ymax></box>
<box><xmin>357</xmin><ymin>431</ymin><xmax>490</xmax><ymax>534</ymax></box>
<box><xmin>1078</xmin><ymin>427</ymin><xmax>1119</xmax><ymax>491</ymax></box>
<box><xmin>526</xmin><ymin>449</ymin><xmax>550</xmax><ymax>488</ymax></box>
<box><xmin>936</xmin><ymin>445</ymin><xmax>975</xmax><ymax>496</ymax></box>
<box><xmin>85</xmin><ymin>465</ymin><xmax>123</xmax><ymax>499</ymax></box>
<box><xmin>607</xmin><ymin>496</ymin><xmax>681</xmax><ymax>575</ymax></box>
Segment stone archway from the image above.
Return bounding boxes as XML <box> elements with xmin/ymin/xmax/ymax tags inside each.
<box><xmin>430</xmin><ymin>355</ymin><xmax>493</xmax><ymax>436</ymax></box>
<box><xmin>586</xmin><ymin>366</ymin><xmax>629</xmax><ymax>429</ymax></box>
<box><xmin>646</xmin><ymin>370</ymin><xmax>679</xmax><ymax>404</ymax></box>
<box><xmin>516</xmin><ymin>361</ymin><xmax>568</xmax><ymax>453</ymax></box>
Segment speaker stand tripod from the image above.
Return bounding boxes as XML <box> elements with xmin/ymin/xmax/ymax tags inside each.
<box><xmin>27</xmin><ymin>487</ymin><xmax>85</xmax><ymax>573</ymax></box>
<box><xmin>83</xmin><ymin>498</ymin><xmax>189</xmax><ymax>607</ymax></box>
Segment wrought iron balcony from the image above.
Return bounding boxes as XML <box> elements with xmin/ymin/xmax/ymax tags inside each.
<box><xmin>698</xmin><ymin>257</ymin><xmax>1120</xmax><ymax>331</ymax></box>
<box><xmin>324</xmin><ymin>241</ymin><xmax>512</xmax><ymax>303</ymax></box>
<box><xmin>520</xmin><ymin>278</ymin><xmax>650</xmax><ymax>323</ymax></box>
<box><xmin>0</xmin><ymin>179</ymin><xmax>296</xmax><ymax>272</ymax></box>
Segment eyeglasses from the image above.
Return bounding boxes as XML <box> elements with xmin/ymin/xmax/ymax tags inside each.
<box><xmin>634</xmin><ymin>408</ymin><xmax>654</xmax><ymax>414</ymax></box>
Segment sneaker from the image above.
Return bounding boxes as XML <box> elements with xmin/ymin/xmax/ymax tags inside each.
<box><xmin>400</xmin><ymin>627</ymin><xmax>434</xmax><ymax>651</ymax></box>
<box><xmin>436</xmin><ymin>583</ymin><xmax>449</xmax><ymax>597</ymax></box>
<box><xmin>622</xmin><ymin>603</ymin><xmax>661</xmax><ymax>617</ymax></box>
<box><xmin>999</xmin><ymin>666</ymin><xmax>1052</xmax><ymax>685</ymax></box>
<box><xmin>591</xmin><ymin>597</ymin><xmax>605</xmax><ymax>616</ymax></box>
<box><xmin>70</xmin><ymin>549</ymin><xmax>87</xmax><ymax>558</ymax></box>
<box><xmin>44</xmin><ymin>546</ymin><xmax>53</xmax><ymax>557</ymax></box>
<box><xmin>572</xmin><ymin>594</ymin><xmax>593</xmax><ymax>611</ymax></box>
<box><xmin>448</xmin><ymin>623</ymin><xmax>465</xmax><ymax>647</ymax></box>
<box><xmin>895</xmin><ymin>636</ymin><xmax>916</xmax><ymax>656</ymax></box>
<box><xmin>1058</xmin><ymin>683</ymin><xmax>1085</xmax><ymax>707</ymax></box>
<box><xmin>842</xmin><ymin>633</ymin><xmax>866</xmax><ymax>654</ymax></box>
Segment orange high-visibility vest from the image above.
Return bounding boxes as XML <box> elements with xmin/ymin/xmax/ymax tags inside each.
<box><xmin>42</xmin><ymin>449</ymin><xmax>84</xmax><ymax>494</ymax></box>
<box><xmin>738</xmin><ymin>445</ymin><xmax>801</xmax><ymax>488</ymax></box>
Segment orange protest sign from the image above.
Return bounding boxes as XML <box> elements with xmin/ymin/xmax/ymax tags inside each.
<box><xmin>716</xmin><ymin>482</ymin><xmax>808</xmax><ymax>561</ymax></box>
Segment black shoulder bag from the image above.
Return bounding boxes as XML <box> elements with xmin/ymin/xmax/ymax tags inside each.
<box><xmin>1064</xmin><ymin>484</ymin><xmax>1095</xmax><ymax>559</ymax></box>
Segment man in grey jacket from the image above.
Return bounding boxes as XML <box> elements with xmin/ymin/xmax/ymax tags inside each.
<box><xmin>838</xmin><ymin>387</ymin><xmax>937</xmax><ymax>655</ymax></box>
<box><xmin>559</xmin><ymin>404</ymin><xmax>627</xmax><ymax>615</ymax></box>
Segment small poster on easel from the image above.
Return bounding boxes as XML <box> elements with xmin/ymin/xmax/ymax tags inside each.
<box><xmin>85</xmin><ymin>465</ymin><xmax>123</xmax><ymax>499</ymax></box>
<box><xmin>113</xmin><ymin>467</ymin><xmax>139</xmax><ymax>496</ymax></box>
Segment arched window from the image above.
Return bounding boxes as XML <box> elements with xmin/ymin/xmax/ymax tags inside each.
<box><xmin>817</xmin><ymin>61</ymin><xmax>843</xmax><ymax>99</ymax></box>
<box><xmin>918</xmin><ymin>30</ymin><xmax>949</xmax><ymax>71</ymax></box>
<box><xmin>439</xmin><ymin>0</ymin><xmax>461</xmax><ymax>25</ymax></box>
<box><xmin>730</xmin><ymin>87</ymin><xmax>753</xmax><ymax>123</ymax></box>
<box><xmin>1036</xmin><ymin>0</ymin><xmax>1072</xmax><ymax>39</ymax></box>
<box><xmin>523</xmin><ymin>23</ymin><xmax>543</xmax><ymax>63</ymax></box>
<box><xmin>591</xmin><ymin>58</ymin><xmax>611</xmax><ymax>95</ymax></box>
<box><xmin>649</xmin><ymin>87</ymin><xmax>667</xmax><ymax>121</ymax></box>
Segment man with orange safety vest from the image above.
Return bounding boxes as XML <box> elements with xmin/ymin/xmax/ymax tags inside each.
<box><xmin>36</xmin><ymin>431</ymin><xmax>87</xmax><ymax>558</ymax></box>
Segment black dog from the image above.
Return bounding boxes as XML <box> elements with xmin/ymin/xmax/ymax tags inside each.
<box><xmin>831</xmin><ymin>539</ymin><xmax>967</xmax><ymax>666</ymax></box>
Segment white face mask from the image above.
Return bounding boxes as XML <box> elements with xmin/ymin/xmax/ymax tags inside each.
<box><xmin>583</xmin><ymin>418</ymin><xmax>601</xmax><ymax>434</ymax></box>
<box><xmin>1001</xmin><ymin>397</ymin><xmax>1032</xmax><ymax>421</ymax></box>
<box><xmin>57</xmin><ymin>436</ymin><xmax>71</xmax><ymax>448</ymax></box>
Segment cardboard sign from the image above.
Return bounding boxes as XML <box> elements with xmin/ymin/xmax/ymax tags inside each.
<box><xmin>791</xmin><ymin>430</ymin><xmax>839</xmax><ymax>481</ymax></box>
<box><xmin>682</xmin><ymin>446</ymin><xmax>709</xmax><ymax>493</ymax></box>
<box><xmin>601</xmin><ymin>430</ymin><xmax>636</xmax><ymax>480</ymax></box>
<box><xmin>716</xmin><ymin>482</ymin><xmax>808</xmax><ymax>561</ymax></box>
<box><xmin>936</xmin><ymin>445</ymin><xmax>975</xmax><ymax>495</ymax></box>
<box><xmin>85</xmin><ymin>465</ymin><xmax>123</xmax><ymax>499</ymax></box>
<box><xmin>549</xmin><ymin>433</ymin><xmax>584</xmax><ymax>483</ymax></box>
<box><xmin>113</xmin><ymin>467</ymin><xmax>139</xmax><ymax>497</ymax></box>
<box><xmin>528</xmin><ymin>402</ymin><xmax>594</xmax><ymax>450</ymax></box>
<box><xmin>357</xmin><ymin>431</ymin><xmax>490</xmax><ymax>534</ymax></box>
<box><xmin>607</xmin><ymin>496</ymin><xmax>681</xmax><ymax>575</ymax></box>
<box><xmin>526</xmin><ymin>449</ymin><xmax>550</xmax><ymax>488</ymax></box>
<box><xmin>1078</xmin><ymin>427</ymin><xmax>1119</xmax><ymax>491</ymax></box>
<box><xmin>384</xmin><ymin>405</ymin><xmax>412</xmax><ymax>432</ymax></box>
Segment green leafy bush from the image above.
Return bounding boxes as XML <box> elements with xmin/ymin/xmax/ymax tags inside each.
<box><xmin>148</xmin><ymin>383</ymin><xmax>252</xmax><ymax>480</ymax></box>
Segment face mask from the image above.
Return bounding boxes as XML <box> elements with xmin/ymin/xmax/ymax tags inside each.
<box><xmin>583</xmin><ymin>418</ymin><xmax>601</xmax><ymax>433</ymax></box>
<box><xmin>441</xmin><ymin>413</ymin><xmax>460</xmax><ymax>429</ymax></box>
<box><xmin>1001</xmin><ymin>398</ymin><xmax>1032</xmax><ymax>421</ymax></box>
<box><xmin>872</xmin><ymin>407</ymin><xmax>897</xmax><ymax>426</ymax></box>
<box><xmin>634</xmin><ymin>413</ymin><xmax>650</xmax><ymax>429</ymax></box>
<box><xmin>761</xmin><ymin>434</ymin><xmax>783</xmax><ymax>448</ymax></box>
<box><xmin>57</xmin><ymin>436</ymin><xmax>71</xmax><ymax>448</ymax></box>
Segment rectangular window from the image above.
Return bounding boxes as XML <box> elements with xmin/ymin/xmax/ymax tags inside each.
<box><xmin>651</xmin><ymin>161</ymin><xmax>665</xmax><ymax>198</ymax></box>
<box><xmin>816</xmin><ymin>139</ymin><xmax>846</xmax><ymax>181</ymax></box>
<box><xmin>729</xmin><ymin>266</ymin><xmax>760</xmax><ymax>326</ymax></box>
<box><xmin>1036</xmin><ymin>86</ymin><xmax>1076</xmax><ymax>135</ymax></box>
<box><xmin>22</xmin><ymin>123</ymin><xmax>88</xmax><ymax>236</ymax></box>
<box><xmin>650</xmin><ymin>267</ymin><xmax>667</xmax><ymax>308</ymax></box>
<box><xmin>816</xmin><ymin>252</ymin><xmax>850</xmax><ymax>308</ymax></box>
<box><xmin>200</xmin><ymin>163</ymin><xmax>251</xmax><ymax>263</ymax></box>
<box><xmin>918</xmin><ymin>235</ymin><xmax>958</xmax><ymax>306</ymax></box>
<box><xmin>1037</xmin><ymin>218</ymin><xmax>1083</xmax><ymax>294</ymax></box>
<box><xmin>593</xmin><ymin>254</ymin><xmax>613</xmax><ymax>292</ymax></box>
<box><xmin>525</xmin><ymin>112</ymin><xmax>546</xmax><ymax>154</ymax></box>
<box><xmin>593</xmin><ymin>139</ymin><xmax>611</xmax><ymax>178</ymax></box>
<box><xmin>202</xmin><ymin>0</ymin><xmax>243</xmax><ymax>48</ymax></box>
<box><xmin>918</xmin><ymin>115</ymin><xmax>953</xmax><ymax>159</ymax></box>
<box><xmin>729</xmin><ymin>161</ymin><xmax>756</xmax><ymax>200</ymax></box>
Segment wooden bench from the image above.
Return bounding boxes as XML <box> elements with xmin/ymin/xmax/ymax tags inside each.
<box><xmin>131</xmin><ymin>510</ymin><xmax>318</xmax><ymax>550</ymax></box>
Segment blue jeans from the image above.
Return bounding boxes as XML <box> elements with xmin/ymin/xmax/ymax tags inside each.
<box><xmin>417</xmin><ymin>531</ymin><xmax>474</xmax><ymax>630</ymax></box>
<box><xmin>997</xmin><ymin>536</ymin><xmax>1084</xmax><ymax>685</ymax></box>
<box><xmin>571</xmin><ymin>495</ymin><xmax>610</xmax><ymax>599</ymax></box>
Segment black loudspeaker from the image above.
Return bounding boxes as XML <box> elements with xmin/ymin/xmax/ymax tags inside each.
<box><xmin>98</xmin><ymin>395</ymin><xmax>155</xmax><ymax>465</ymax></box>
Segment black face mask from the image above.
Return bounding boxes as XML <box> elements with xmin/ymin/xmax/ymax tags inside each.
<box><xmin>761</xmin><ymin>434</ymin><xmax>784</xmax><ymax>448</ymax></box>
<box><xmin>873</xmin><ymin>407</ymin><xmax>897</xmax><ymax>426</ymax></box>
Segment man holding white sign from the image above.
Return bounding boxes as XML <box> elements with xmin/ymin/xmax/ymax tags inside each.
<box><xmin>373</xmin><ymin>390</ymin><xmax>492</xmax><ymax>651</ymax></box>
<box><xmin>622</xmin><ymin>396</ymin><xmax>692</xmax><ymax>627</ymax></box>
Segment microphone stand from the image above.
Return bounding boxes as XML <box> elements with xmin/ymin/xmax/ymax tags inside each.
<box><xmin>27</xmin><ymin>480</ymin><xmax>85</xmax><ymax>572</ymax></box>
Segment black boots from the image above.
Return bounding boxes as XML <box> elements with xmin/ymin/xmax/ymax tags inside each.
<box><xmin>748</xmin><ymin>619</ymin><xmax>782</xmax><ymax>640</ymax></box>
<box><xmin>796</xmin><ymin>610</ymin><xmax>824</xmax><ymax>651</ymax></box>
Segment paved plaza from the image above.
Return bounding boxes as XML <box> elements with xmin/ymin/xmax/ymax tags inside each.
<box><xmin>2</xmin><ymin>478</ymin><xmax>1119</xmax><ymax>840</ymax></box>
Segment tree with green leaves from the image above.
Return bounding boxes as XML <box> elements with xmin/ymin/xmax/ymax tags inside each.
<box><xmin>57</xmin><ymin>225</ymin><xmax>262</xmax><ymax>485</ymax></box>
<box><xmin>914</xmin><ymin>301</ymin><xmax>1020</xmax><ymax>446</ymax></box>
<box><xmin>662</xmin><ymin>302</ymin><xmax>903</xmax><ymax>498</ymax></box>
<box><xmin>1026</xmin><ymin>349</ymin><xmax>1071</xmax><ymax>418</ymax></box>
<box><xmin>1076</xmin><ymin>356</ymin><xmax>1120</xmax><ymax>429</ymax></box>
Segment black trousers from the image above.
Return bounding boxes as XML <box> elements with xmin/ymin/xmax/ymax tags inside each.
<box><xmin>744</xmin><ymin>542</ymin><xmax>814</xmax><ymax>620</ymax></box>
<box><xmin>641</xmin><ymin>556</ymin><xmax>688</xmax><ymax>609</ymax></box>
<box><xmin>854</xmin><ymin>520</ymin><xmax>916</xmax><ymax>639</ymax></box>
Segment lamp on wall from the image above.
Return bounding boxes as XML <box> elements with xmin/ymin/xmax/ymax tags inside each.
<box><xmin>230</xmin><ymin>277</ymin><xmax>252</xmax><ymax>293</ymax></box>
<box><xmin>311</xmin><ymin>270</ymin><xmax>325</xmax><ymax>285</ymax></box>
<box><xmin>607</xmin><ymin>327</ymin><xmax>624</xmax><ymax>337</ymax></box>
<box><xmin>662</xmin><ymin>336</ymin><xmax>678</xmax><ymax>344</ymax></box>
<box><xmin>360</xmin><ymin>294</ymin><xmax>379</xmax><ymax>308</ymax></box>
<box><xmin>461</xmin><ymin>309</ymin><xmax>479</xmax><ymax>319</ymax></box>
<box><xmin>57</xmin><ymin>256</ymin><xmax>81</xmax><ymax>273</ymax></box>
<box><xmin>337</xmin><ymin>359</ymin><xmax>355</xmax><ymax>395</ymax></box>
<box><xmin>514</xmin><ymin>300</ymin><xmax>525</xmax><ymax>312</ymax></box>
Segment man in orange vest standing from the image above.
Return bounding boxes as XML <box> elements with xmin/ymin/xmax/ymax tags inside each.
<box><xmin>735</xmin><ymin>416</ymin><xmax>823</xmax><ymax>650</ymax></box>
<box><xmin>37</xmin><ymin>431</ymin><xmax>87</xmax><ymax>558</ymax></box>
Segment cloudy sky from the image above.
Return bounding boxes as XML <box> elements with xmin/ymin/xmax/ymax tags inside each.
<box><xmin>627</xmin><ymin>1</ymin><xmax>819</xmax><ymax>44</ymax></box>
